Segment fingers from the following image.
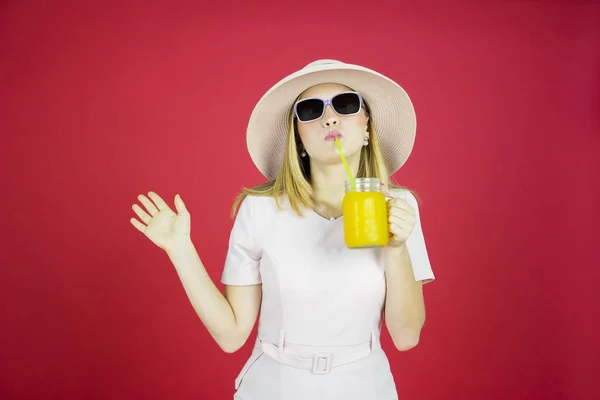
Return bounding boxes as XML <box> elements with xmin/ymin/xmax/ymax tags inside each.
<box><xmin>388</xmin><ymin>207</ymin><xmax>415</xmax><ymax>242</ymax></box>
<box><xmin>130</xmin><ymin>191</ymin><xmax>186</xmax><ymax>234</ymax></box>
<box><xmin>148</xmin><ymin>191</ymin><xmax>170</xmax><ymax>211</ymax></box>
<box><xmin>389</xmin><ymin>213</ymin><xmax>409</xmax><ymax>226</ymax></box>
<box><xmin>174</xmin><ymin>194</ymin><xmax>189</xmax><ymax>214</ymax></box>
<box><xmin>389</xmin><ymin>221</ymin><xmax>406</xmax><ymax>238</ymax></box>
<box><xmin>130</xmin><ymin>217</ymin><xmax>146</xmax><ymax>233</ymax></box>
<box><xmin>389</xmin><ymin>216</ymin><xmax>412</xmax><ymax>233</ymax></box>
<box><xmin>138</xmin><ymin>194</ymin><xmax>159</xmax><ymax>216</ymax></box>
<box><xmin>130</xmin><ymin>191</ymin><xmax>167</xmax><ymax>232</ymax></box>
<box><xmin>132</xmin><ymin>203</ymin><xmax>152</xmax><ymax>224</ymax></box>
<box><xmin>387</xmin><ymin>197</ymin><xmax>414</xmax><ymax>215</ymax></box>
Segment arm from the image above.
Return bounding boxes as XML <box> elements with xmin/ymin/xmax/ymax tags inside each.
<box><xmin>168</xmin><ymin>240</ymin><xmax>262</xmax><ymax>353</ymax></box>
<box><xmin>383</xmin><ymin>244</ymin><xmax>425</xmax><ymax>351</ymax></box>
<box><xmin>130</xmin><ymin>192</ymin><xmax>261</xmax><ymax>354</ymax></box>
<box><xmin>382</xmin><ymin>190</ymin><xmax>434</xmax><ymax>351</ymax></box>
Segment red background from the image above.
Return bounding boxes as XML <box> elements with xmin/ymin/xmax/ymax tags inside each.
<box><xmin>1</xmin><ymin>0</ymin><xmax>599</xmax><ymax>399</ymax></box>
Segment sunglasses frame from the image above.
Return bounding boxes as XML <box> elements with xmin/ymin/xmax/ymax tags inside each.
<box><xmin>293</xmin><ymin>91</ymin><xmax>364</xmax><ymax>123</ymax></box>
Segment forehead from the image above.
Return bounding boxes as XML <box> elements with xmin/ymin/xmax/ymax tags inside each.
<box><xmin>299</xmin><ymin>83</ymin><xmax>353</xmax><ymax>100</ymax></box>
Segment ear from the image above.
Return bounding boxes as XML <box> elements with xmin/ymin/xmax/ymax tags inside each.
<box><xmin>296</xmin><ymin>136</ymin><xmax>305</xmax><ymax>152</ymax></box>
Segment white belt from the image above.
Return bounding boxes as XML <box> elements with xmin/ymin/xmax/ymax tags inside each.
<box><xmin>259</xmin><ymin>330</ymin><xmax>380</xmax><ymax>375</ymax></box>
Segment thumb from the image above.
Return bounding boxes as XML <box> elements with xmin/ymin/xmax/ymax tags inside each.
<box><xmin>174</xmin><ymin>194</ymin><xmax>188</xmax><ymax>214</ymax></box>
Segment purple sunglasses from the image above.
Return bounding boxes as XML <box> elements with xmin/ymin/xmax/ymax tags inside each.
<box><xmin>293</xmin><ymin>91</ymin><xmax>365</xmax><ymax>123</ymax></box>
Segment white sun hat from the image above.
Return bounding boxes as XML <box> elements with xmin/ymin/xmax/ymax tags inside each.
<box><xmin>246</xmin><ymin>59</ymin><xmax>417</xmax><ymax>180</ymax></box>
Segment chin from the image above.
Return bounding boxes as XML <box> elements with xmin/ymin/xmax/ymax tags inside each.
<box><xmin>314</xmin><ymin>150</ymin><xmax>360</xmax><ymax>166</ymax></box>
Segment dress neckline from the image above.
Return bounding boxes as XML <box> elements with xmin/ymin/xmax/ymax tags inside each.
<box><xmin>310</xmin><ymin>209</ymin><xmax>343</xmax><ymax>222</ymax></box>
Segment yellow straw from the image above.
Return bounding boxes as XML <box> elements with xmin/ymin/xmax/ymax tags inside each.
<box><xmin>335</xmin><ymin>136</ymin><xmax>356</xmax><ymax>191</ymax></box>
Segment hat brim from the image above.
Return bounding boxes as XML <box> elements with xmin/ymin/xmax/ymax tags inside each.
<box><xmin>246</xmin><ymin>62</ymin><xmax>416</xmax><ymax>180</ymax></box>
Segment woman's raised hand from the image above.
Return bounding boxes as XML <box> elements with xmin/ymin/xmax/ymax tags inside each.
<box><xmin>130</xmin><ymin>192</ymin><xmax>191</xmax><ymax>253</ymax></box>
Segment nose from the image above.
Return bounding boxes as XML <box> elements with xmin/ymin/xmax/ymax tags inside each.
<box><xmin>321</xmin><ymin>105</ymin><xmax>339</xmax><ymax>127</ymax></box>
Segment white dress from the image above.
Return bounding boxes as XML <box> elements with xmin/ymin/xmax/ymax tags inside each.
<box><xmin>221</xmin><ymin>189</ymin><xmax>435</xmax><ymax>399</ymax></box>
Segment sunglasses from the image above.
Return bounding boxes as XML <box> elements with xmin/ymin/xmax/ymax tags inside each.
<box><xmin>293</xmin><ymin>91</ymin><xmax>364</xmax><ymax>123</ymax></box>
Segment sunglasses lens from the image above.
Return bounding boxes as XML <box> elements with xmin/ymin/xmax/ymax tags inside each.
<box><xmin>296</xmin><ymin>99</ymin><xmax>324</xmax><ymax>122</ymax></box>
<box><xmin>332</xmin><ymin>93</ymin><xmax>361</xmax><ymax>115</ymax></box>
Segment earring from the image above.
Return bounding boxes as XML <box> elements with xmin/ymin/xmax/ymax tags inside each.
<box><xmin>301</xmin><ymin>150</ymin><xmax>307</xmax><ymax>157</ymax></box>
<box><xmin>363</xmin><ymin>136</ymin><xmax>369</xmax><ymax>146</ymax></box>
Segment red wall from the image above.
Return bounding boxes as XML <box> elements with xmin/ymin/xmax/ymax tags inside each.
<box><xmin>1</xmin><ymin>0</ymin><xmax>599</xmax><ymax>399</ymax></box>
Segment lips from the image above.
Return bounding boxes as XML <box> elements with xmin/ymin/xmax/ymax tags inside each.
<box><xmin>325</xmin><ymin>131</ymin><xmax>342</xmax><ymax>141</ymax></box>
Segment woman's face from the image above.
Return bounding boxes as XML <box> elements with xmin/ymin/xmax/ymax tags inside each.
<box><xmin>295</xmin><ymin>83</ymin><xmax>369</xmax><ymax>168</ymax></box>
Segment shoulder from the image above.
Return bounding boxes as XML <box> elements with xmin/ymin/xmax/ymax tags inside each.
<box><xmin>244</xmin><ymin>194</ymin><xmax>281</xmax><ymax>212</ymax></box>
<box><xmin>236</xmin><ymin>194</ymin><xmax>286</xmax><ymax>223</ymax></box>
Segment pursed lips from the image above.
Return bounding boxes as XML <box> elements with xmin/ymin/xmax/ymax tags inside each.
<box><xmin>325</xmin><ymin>131</ymin><xmax>342</xmax><ymax>141</ymax></box>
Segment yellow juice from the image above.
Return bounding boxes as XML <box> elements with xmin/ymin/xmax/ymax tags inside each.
<box><xmin>342</xmin><ymin>191</ymin><xmax>389</xmax><ymax>248</ymax></box>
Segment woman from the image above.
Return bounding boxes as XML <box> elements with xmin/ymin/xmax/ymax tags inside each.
<box><xmin>130</xmin><ymin>59</ymin><xmax>435</xmax><ymax>399</ymax></box>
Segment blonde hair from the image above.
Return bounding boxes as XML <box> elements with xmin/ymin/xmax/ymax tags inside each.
<box><xmin>231</xmin><ymin>98</ymin><xmax>412</xmax><ymax>218</ymax></box>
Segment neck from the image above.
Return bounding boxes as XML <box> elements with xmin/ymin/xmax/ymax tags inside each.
<box><xmin>309</xmin><ymin>158</ymin><xmax>360</xmax><ymax>215</ymax></box>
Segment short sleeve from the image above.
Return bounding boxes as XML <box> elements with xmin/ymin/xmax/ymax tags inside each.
<box><xmin>392</xmin><ymin>189</ymin><xmax>435</xmax><ymax>284</ymax></box>
<box><xmin>221</xmin><ymin>196</ymin><xmax>262</xmax><ymax>285</ymax></box>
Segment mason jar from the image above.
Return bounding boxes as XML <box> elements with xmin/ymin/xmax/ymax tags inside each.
<box><xmin>342</xmin><ymin>177</ymin><xmax>389</xmax><ymax>248</ymax></box>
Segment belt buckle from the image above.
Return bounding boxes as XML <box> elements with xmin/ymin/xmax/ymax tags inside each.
<box><xmin>311</xmin><ymin>353</ymin><xmax>332</xmax><ymax>375</ymax></box>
